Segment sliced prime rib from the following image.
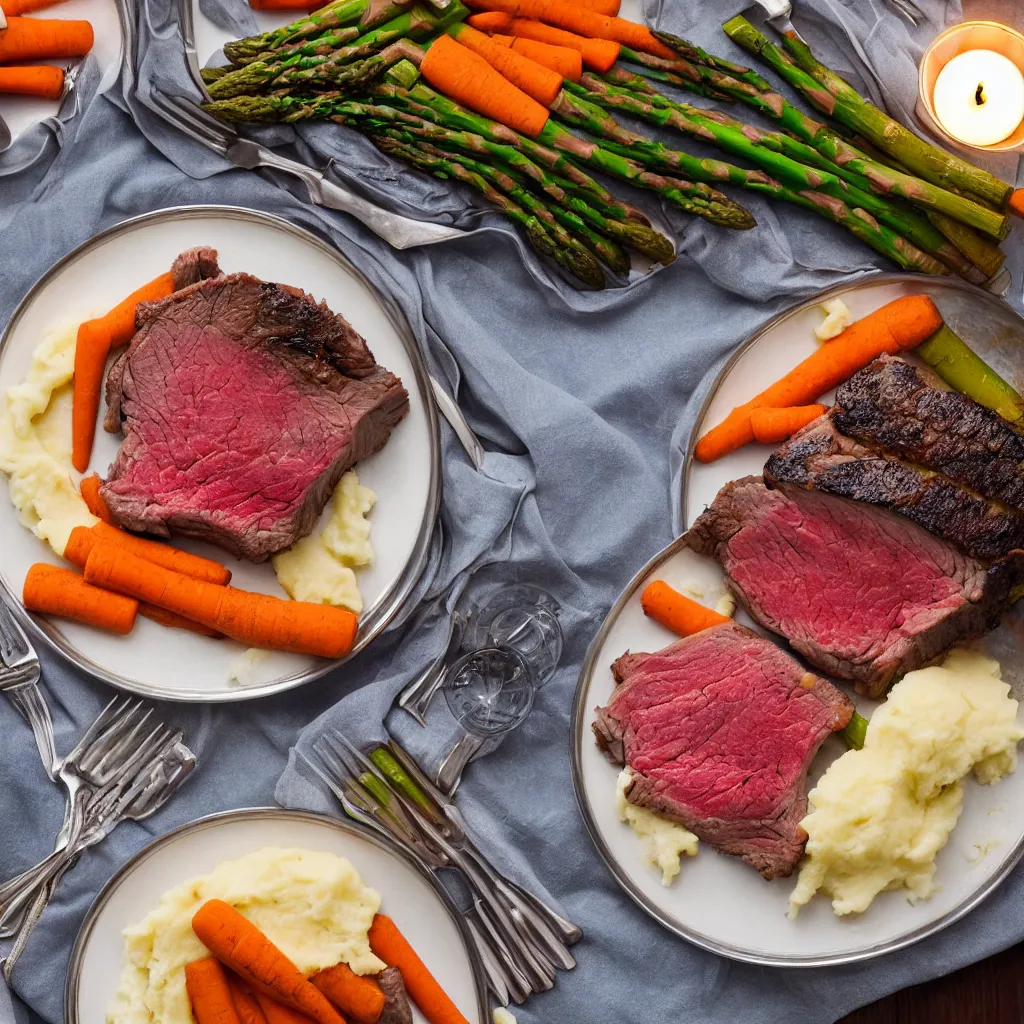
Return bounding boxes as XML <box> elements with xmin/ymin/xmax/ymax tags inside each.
<box><xmin>687</xmin><ymin>477</ymin><xmax>1023</xmax><ymax>697</ymax></box>
<box><xmin>765</xmin><ymin>413</ymin><xmax>1024</xmax><ymax>562</ymax></box>
<box><xmin>594</xmin><ymin>622</ymin><xmax>853</xmax><ymax>879</ymax></box>
<box><xmin>101</xmin><ymin>270</ymin><xmax>409</xmax><ymax>562</ymax></box>
<box><xmin>834</xmin><ymin>355</ymin><xmax>1024</xmax><ymax>514</ymax></box>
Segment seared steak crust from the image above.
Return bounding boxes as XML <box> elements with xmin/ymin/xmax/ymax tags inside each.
<box><xmin>834</xmin><ymin>355</ymin><xmax>1024</xmax><ymax>513</ymax></box>
<box><xmin>687</xmin><ymin>477</ymin><xmax>1022</xmax><ymax>697</ymax></box>
<box><xmin>765</xmin><ymin>413</ymin><xmax>1024</xmax><ymax>562</ymax></box>
<box><xmin>101</xmin><ymin>270</ymin><xmax>409</xmax><ymax>562</ymax></box>
<box><xmin>595</xmin><ymin>622</ymin><xmax>852</xmax><ymax>879</ymax></box>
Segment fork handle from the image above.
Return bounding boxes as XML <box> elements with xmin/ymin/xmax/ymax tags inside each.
<box><xmin>3</xmin><ymin>680</ymin><xmax>57</xmax><ymax>781</ymax></box>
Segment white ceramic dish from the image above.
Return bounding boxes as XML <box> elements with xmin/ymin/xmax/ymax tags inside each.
<box><xmin>0</xmin><ymin>0</ymin><xmax>121</xmax><ymax>144</ymax></box>
<box><xmin>572</xmin><ymin>273</ymin><xmax>1024</xmax><ymax>966</ymax></box>
<box><xmin>65</xmin><ymin>807</ymin><xmax>487</xmax><ymax>1024</ymax></box>
<box><xmin>0</xmin><ymin>206</ymin><xmax>440</xmax><ymax>701</ymax></box>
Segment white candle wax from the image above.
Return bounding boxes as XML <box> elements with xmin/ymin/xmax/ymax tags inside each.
<box><xmin>932</xmin><ymin>48</ymin><xmax>1024</xmax><ymax>147</ymax></box>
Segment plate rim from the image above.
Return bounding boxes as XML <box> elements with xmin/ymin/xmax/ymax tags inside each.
<box><xmin>0</xmin><ymin>204</ymin><xmax>442</xmax><ymax>703</ymax></box>
<box><xmin>570</xmin><ymin>271</ymin><xmax>1024</xmax><ymax>968</ymax></box>
<box><xmin>63</xmin><ymin>806</ymin><xmax>490</xmax><ymax>1024</ymax></box>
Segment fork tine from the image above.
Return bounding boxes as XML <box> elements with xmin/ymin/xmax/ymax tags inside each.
<box><xmin>150</xmin><ymin>92</ymin><xmax>228</xmax><ymax>150</ymax></box>
<box><xmin>73</xmin><ymin>699</ymin><xmax>145</xmax><ymax>769</ymax></box>
<box><xmin>156</xmin><ymin>91</ymin><xmax>235</xmax><ymax>144</ymax></box>
<box><xmin>84</xmin><ymin>707</ymin><xmax>153</xmax><ymax>775</ymax></box>
<box><xmin>0</xmin><ymin>601</ymin><xmax>28</xmax><ymax>664</ymax></box>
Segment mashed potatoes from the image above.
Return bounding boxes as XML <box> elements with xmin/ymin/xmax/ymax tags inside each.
<box><xmin>273</xmin><ymin>471</ymin><xmax>376</xmax><ymax>614</ymax></box>
<box><xmin>616</xmin><ymin>770</ymin><xmax>699</xmax><ymax>885</ymax></box>
<box><xmin>108</xmin><ymin>847</ymin><xmax>384</xmax><ymax>1024</ymax></box>
<box><xmin>790</xmin><ymin>649</ymin><xmax>1023</xmax><ymax>917</ymax></box>
<box><xmin>0</xmin><ymin>321</ymin><xmax>97</xmax><ymax>556</ymax></box>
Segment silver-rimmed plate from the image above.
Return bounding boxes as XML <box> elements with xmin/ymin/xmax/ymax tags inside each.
<box><xmin>0</xmin><ymin>206</ymin><xmax>440</xmax><ymax>701</ymax></box>
<box><xmin>572</xmin><ymin>273</ymin><xmax>1024</xmax><ymax>967</ymax></box>
<box><xmin>66</xmin><ymin>807</ymin><xmax>488</xmax><ymax>1023</ymax></box>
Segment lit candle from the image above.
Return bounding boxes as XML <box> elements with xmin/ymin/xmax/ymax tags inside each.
<box><xmin>932</xmin><ymin>49</ymin><xmax>1024</xmax><ymax>147</ymax></box>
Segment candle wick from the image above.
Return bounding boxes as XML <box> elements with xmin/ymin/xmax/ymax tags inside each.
<box><xmin>975</xmin><ymin>82</ymin><xmax>985</xmax><ymax>106</ymax></box>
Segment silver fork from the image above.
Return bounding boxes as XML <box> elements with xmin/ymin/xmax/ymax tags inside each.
<box><xmin>148</xmin><ymin>90</ymin><xmax>465</xmax><ymax>251</ymax></box>
<box><xmin>0</xmin><ymin>599</ymin><xmax>57</xmax><ymax>779</ymax></box>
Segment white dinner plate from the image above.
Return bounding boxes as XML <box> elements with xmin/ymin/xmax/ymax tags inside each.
<box><xmin>572</xmin><ymin>273</ymin><xmax>1024</xmax><ymax>966</ymax></box>
<box><xmin>0</xmin><ymin>0</ymin><xmax>121</xmax><ymax>144</ymax></box>
<box><xmin>65</xmin><ymin>807</ymin><xmax>488</xmax><ymax>1024</ymax></box>
<box><xmin>0</xmin><ymin>206</ymin><xmax>440</xmax><ymax>701</ymax></box>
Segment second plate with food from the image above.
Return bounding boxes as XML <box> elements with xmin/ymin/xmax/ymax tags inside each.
<box><xmin>0</xmin><ymin>206</ymin><xmax>440</xmax><ymax>701</ymax></box>
<box><xmin>67</xmin><ymin>807</ymin><xmax>487</xmax><ymax>1024</ymax></box>
<box><xmin>572</xmin><ymin>274</ymin><xmax>1024</xmax><ymax>966</ymax></box>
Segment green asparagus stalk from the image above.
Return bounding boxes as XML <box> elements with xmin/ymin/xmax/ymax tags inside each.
<box><xmin>649</xmin><ymin>28</ymin><xmax>772</xmax><ymax>91</ymax></box>
<box><xmin>336</xmin><ymin>101</ymin><xmax>674</xmax><ymax>262</ymax></box>
<box><xmin>917</xmin><ymin>326</ymin><xmax>1024</xmax><ymax>423</ymax></box>
<box><xmin>723</xmin><ymin>15</ymin><xmax>1013</xmax><ymax>211</ymax></box>
<box><xmin>223</xmin><ymin>0</ymin><xmax>407</xmax><ymax>64</ymax></box>
<box><xmin>616</xmin><ymin>47</ymin><xmax>735</xmax><ymax>103</ymax></box>
<box><xmin>544</xmin><ymin>90</ymin><xmax>945</xmax><ymax>273</ymax></box>
<box><xmin>200</xmin><ymin>66</ymin><xmax>231</xmax><ymax>84</ymax></box>
<box><xmin>374</xmin><ymin>135</ymin><xmax>605</xmax><ymax>287</ymax></box>
<box><xmin>567</xmin><ymin>78</ymin><xmax>979</xmax><ymax>278</ymax></box>
<box><xmin>842</xmin><ymin>711</ymin><xmax>869</xmax><ymax>750</ymax></box>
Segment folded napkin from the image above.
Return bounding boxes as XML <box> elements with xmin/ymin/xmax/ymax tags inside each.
<box><xmin>1</xmin><ymin>0</ymin><xmax>1022</xmax><ymax>1022</ymax></box>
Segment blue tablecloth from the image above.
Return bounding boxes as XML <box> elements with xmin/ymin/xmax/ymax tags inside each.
<box><xmin>2</xmin><ymin>0</ymin><xmax>1023</xmax><ymax>1021</ymax></box>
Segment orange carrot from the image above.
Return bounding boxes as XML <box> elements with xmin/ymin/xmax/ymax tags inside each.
<box><xmin>191</xmin><ymin>901</ymin><xmax>347</xmax><ymax>1024</ymax></box>
<box><xmin>463</xmin><ymin>0</ymin><xmax>675</xmax><ymax>59</ymax></box>
<box><xmin>84</xmin><ymin>545</ymin><xmax>358</xmax><ymax>658</ymax></box>
<box><xmin>79</xmin><ymin>474</ymin><xmax>115</xmax><ymax>524</ymax></box>
<box><xmin>749</xmin><ymin>404</ymin><xmax>828</xmax><ymax>444</ymax></box>
<box><xmin>491</xmin><ymin>34</ymin><xmax>582</xmax><ymax>80</ymax></box>
<box><xmin>368</xmin><ymin>915</ymin><xmax>468</xmax><ymax>1024</ymax></box>
<box><xmin>139</xmin><ymin>603</ymin><xmax>225</xmax><ymax>638</ymax></box>
<box><xmin>504</xmin><ymin>18</ymin><xmax>618</xmax><ymax>71</ymax></box>
<box><xmin>228</xmin><ymin>977</ymin><xmax>270</xmax><ymax>1024</ymax></box>
<box><xmin>447</xmin><ymin>23</ymin><xmax>563</xmax><ymax>105</ymax></box>
<box><xmin>255</xmin><ymin>994</ymin><xmax>320</xmax><ymax>1024</ymax></box>
<box><xmin>310</xmin><ymin>964</ymin><xmax>385</xmax><ymax>1024</ymax></box>
<box><xmin>1009</xmin><ymin>189</ymin><xmax>1024</xmax><ymax>218</ymax></box>
<box><xmin>0</xmin><ymin>66</ymin><xmax>65</xmax><ymax>98</ymax></box>
<box><xmin>23</xmin><ymin>563</ymin><xmax>138</xmax><ymax>635</ymax></box>
<box><xmin>0</xmin><ymin>17</ymin><xmax>93</xmax><ymax>61</ymax></box>
<box><xmin>186</xmin><ymin>958</ymin><xmax>243</xmax><ymax>1024</ymax></box>
<box><xmin>694</xmin><ymin>295</ymin><xmax>944</xmax><ymax>463</ymax></box>
<box><xmin>640</xmin><ymin>580</ymin><xmax>731</xmax><ymax>637</ymax></box>
<box><xmin>567</xmin><ymin>0</ymin><xmax>619</xmax><ymax>15</ymax></box>
<box><xmin>466</xmin><ymin>10</ymin><xmax>511</xmax><ymax>30</ymax></box>
<box><xmin>420</xmin><ymin>34</ymin><xmax>549</xmax><ymax>136</ymax></box>
<box><xmin>64</xmin><ymin>522</ymin><xmax>232</xmax><ymax>585</ymax></box>
<box><xmin>71</xmin><ymin>271</ymin><xmax>176</xmax><ymax>472</ymax></box>
<box><xmin>1</xmin><ymin>0</ymin><xmax>72</xmax><ymax>13</ymax></box>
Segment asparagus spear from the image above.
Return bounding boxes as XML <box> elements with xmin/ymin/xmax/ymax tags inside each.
<box><xmin>842</xmin><ymin>711</ymin><xmax>869</xmax><ymax>750</ymax></box>
<box><xmin>373</xmin><ymin>135</ymin><xmax>606</xmax><ymax>287</ymax></box>
<box><xmin>335</xmin><ymin>100</ymin><xmax>674</xmax><ymax>262</ymax></box>
<box><xmin>544</xmin><ymin>90</ymin><xmax>945</xmax><ymax>272</ymax></box>
<box><xmin>567</xmin><ymin>78</ymin><xmax>979</xmax><ymax>278</ymax></box>
<box><xmin>650</xmin><ymin>28</ymin><xmax>772</xmax><ymax>91</ymax></box>
<box><xmin>222</xmin><ymin>0</ymin><xmax>406</xmax><ymax>64</ymax></box>
<box><xmin>723</xmin><ymin>15</ymin><xmax>1013</xmax><ymax>211</ymax></box>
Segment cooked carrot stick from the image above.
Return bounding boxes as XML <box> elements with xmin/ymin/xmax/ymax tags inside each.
<box><xmin>419</xmin><ymin>34</ymin><xmax>549</xmax><ymax>136</ymax></box>
<box><xmin>463</xmin><ymin>0</ymin><xmax>675</xmax><ymax>59</ymax></box>
<box><xmin>84</xmin><ymin>546</ymin><xmax>358</xmax><ymax>658</ymax></box>
<box><xmin>139</xmin><ymin>603</ymin><xmax>224</xmax><ymax>638</ymax></box>
<box><xmin>64</xmin><ymin>522</ymin><xmax>232</xmax><ymax>585</ymax></box>
<box><xmin>694</xmin><ymin>295</ymin><xmax>943</xmax><ymax>463</ymax></box>
<box><xmin>191</xmin><ymin>900</ymin><xmax>346</xmax><ymax>1024</ymax></box>
<box><xmin>23</xmin><ymin>564</ymin><xmax>138</xmax><ymax>635</ymax></box>
<box><xmin>310</xmin><ymin>963</ymin><xmax>385</xmax><ymax>1024</ymax></box>
<box><xmin>0</xmin><ymin>17</ymin><xmax>93</xmax><ymax>61</ymax></box>
<box><xmin>186</xmin><ymin>958</ymin><xmax>243</xmax><ymax>1024</ymax></box>
<box><xmin>0</xmin><ymin>66</ymin><xmax>65</xmax><ymax>98</ymax></box>
<box><xmin>228</xmin><ymin>977</ymin><xmax>270</xmax><ymax>1024</ymax></box>
<box><xmin>503</xmin><ymin>19</ymin><xmax>618</xmax><ymax>71</ymax></box>
<box><xmin>568</xmin><ymin>0</ymin><xmax>619</xmax><ymax>15</ymax></box>
<box><xmin>447</xmin><ymin>23</ymin><xmax>563</xmax><ymax>105</ymax></box>
<box><xmin>641</xmin><ymin>580</ymin><xmax>730</xmax><ymax>637</ymax></box>
<box><xmin>71</xmin><ymin>271</ymin><xmax>176</xmax><ymax>472</ymax></box>
<box><xmin>79</xmin><ymin>474</ymin><xmax>114</xmax><ymax>524</ymax></box>
<box><xmin>466</xmin><ymin>10</ymin><xmax>511</xmax><ymax>30</ymax></box>
<box><xmin>368</xmin><ymin>915</ymin><xmax>468</xmax><ymax>1024</ymax></box>
<box><xmin>1</xmin><ymin>0</ymin><xmax>72</xmax><ymax>13</ymax></box>
<box><xmin>1009</xmin><ymin>189</ymin><xmax>1024</xmax><ymax>218</ymax></box>
<box><xmin>749</xmin><ymin>404</ymin><xmax>827</xmax><ymax>444</ymax></box>
<box><xmin>495</xmin><ymin>35</ymin><xmax>582</xmax><ymax>80</ymax></box>
<box><xmin>255</xmin><ymin>994</ymin><xmax>320</xmax><ymax>1024</ymax></box>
